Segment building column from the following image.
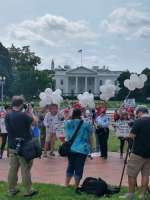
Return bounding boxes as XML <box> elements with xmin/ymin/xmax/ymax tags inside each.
<box><xmin>66</xmin><ymin>77</ymin><xmax>69</xmax><ymax>95</ymax></box>
<box><xmin>94</xmin><ymin>77</ymin><xmax>97</xmax><ymax>95</ymax></box>
<box><xmin>85</xmin><ymin>77</ymin><xmax>87</xmax><ymax>92</ymax></box>
<box><xmin>75</xmin><ymin>76</ymin><xmax>78</xmax><ymax>95</ymax></box>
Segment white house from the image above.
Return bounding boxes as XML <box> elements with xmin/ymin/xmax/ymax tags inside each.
<box><xmin>54</xmin><ymin>66</ymin><xmax>121</xmax><ymax>96</ymax></box>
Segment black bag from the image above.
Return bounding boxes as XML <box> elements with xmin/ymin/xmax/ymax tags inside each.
<box><xmin>78</xmin><ymin>177</ymin><xmax>108</xmax><ymax>197</ymax></box>
<box><xmin>58</xmin><ymin>120</ymin><xmax>83</xmax><ymax>157</ymax></box>
<box><xmin>19</xmin><ymin>139</ymin><xmax>42</xmax><ymax>161</ymax></box>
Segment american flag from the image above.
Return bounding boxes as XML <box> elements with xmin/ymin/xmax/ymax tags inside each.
<box><xmin>78</xmin><ymin>49</ymin><xmax>82</xmax><ymax>53</ymax></box>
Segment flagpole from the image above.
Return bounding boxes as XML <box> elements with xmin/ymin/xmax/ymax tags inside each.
<box><xmin>81</xmin><ymin>50</ymin><xmax>83</xmax><ymax>66</ymax></box>
<box><xmin>78</xmin><ymin>49</ymin><xmax>83</xmax><ymax>66</ymax></box>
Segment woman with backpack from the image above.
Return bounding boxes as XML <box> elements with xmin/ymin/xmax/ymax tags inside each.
<box><xmin>64</xmin><ymin>108</ymin><xmax>93</xmax><ymax>188</ymax></box>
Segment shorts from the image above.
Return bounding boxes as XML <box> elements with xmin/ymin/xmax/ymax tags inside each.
<box><xmin>127</xmin><ymin>153</ymin><xmax>150</xmax><ymax>178</ymax></box>
<box><xmin>45</xmin><ymin>132</ymin><xmax>56</xmax><ymax>143</ymax></box>
<box><xmin>66</xmin><ymin>152</ymin><xmax>87</xmax><ymax>181</ymax></box>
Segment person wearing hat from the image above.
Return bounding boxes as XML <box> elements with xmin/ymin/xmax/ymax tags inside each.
<box><xmin>95</xmin><ymin>107</ymin><xmax>110</xmax><ymax>159</ymax></box>
<box><xmin>120</xmin><ymin>106</ymin><xmax>150</xmax><ymax>200</ymax></box>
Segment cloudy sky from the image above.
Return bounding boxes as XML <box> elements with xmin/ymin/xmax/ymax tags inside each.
<box><xmin>0</xmin><ymin>0</ymin><xmax>150</xmax><ymax>72</ymax></box>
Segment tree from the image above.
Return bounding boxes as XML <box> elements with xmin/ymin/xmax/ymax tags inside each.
<box><xmin>0</xmin><ymin>42</ymin><xmax>12</xmax><ymax>96</ymax></box>
<box><xmin>141</xmin><ymin>68</ymin><xmax>150</xmax><ymax>100</ymax></box>
<box><xmin>117</xmin><ymin>71</ymin><xmax>131</xmax><ymax>100</ymax></box>
<box><xmin>8</xmin><ymin>44</ymin><xmax>52</xmax><ymax>99</ymax></box>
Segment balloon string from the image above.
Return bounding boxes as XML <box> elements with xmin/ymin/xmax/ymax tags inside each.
<box><xmin>119</xmin><ymin>90</ymin><xmax>131</xmax><ymax>111</ymax></box>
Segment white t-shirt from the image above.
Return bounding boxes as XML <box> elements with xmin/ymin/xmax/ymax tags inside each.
<box><xmin>43</xmin><ymin>112</ymin><xmax>59</xmax><ymax>134</ymax></box>
<box><xmin>0</xmin><ymin>117</ymin><xmax>7</xmax><ymax>134</ymax></box>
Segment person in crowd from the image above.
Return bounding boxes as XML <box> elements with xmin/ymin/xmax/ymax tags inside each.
<box><xmin>5</xmin><ymin>96</ymin><xmax>38</xmax><ymax>197</ymax></box>
<box><xmin>63</xmin><ymin>108</ymin><xmax>71</xmax><ymax>121</ymax></box>
<box><xmin>95</xmin><ymin>107</ymin><xmax>110</xmax><ymax>159</ymax></box>
<box><xmin>38</xmin><ymin>110</ymin><xmax>46</xmax><ymax>149</ymax></box>
<box><xmin>114</xmin><ymin>112</ymin><xmax>130</xmax><ymax>159</ymax></box>
<box><xmin>120</xmin><ymin>107</ymin><xmax>150</xmax><ymax>200</ymax></box>
<box><xmin>43</xmin><ymin>104</ymin><xmax>59</xmax><ymax>157</ymax></box>
<box><xmin>83</xmin><ymin>110</ymin><xmax>92</xmax><ymax>125</ymax></box>
<box><xmin>0</xmin><ymin>105</ymin><xmax>11</xmax><ymax>159</ymax></box>
<box><xmin>64</xmin><ymin>109</ymin><xmax>93</xmax><ymax>188</ymax></box>
<box><xmin>92</xmin><ymin>108</ymin><xmax>100</xmax><ymax>153</ymax></box>
<box><xmin>113</xmin><ymin>109</ymin><xmax>120</xmax><ymax>122</ymax></box>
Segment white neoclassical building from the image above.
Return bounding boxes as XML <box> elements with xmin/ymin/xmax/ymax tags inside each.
<box><xmin>54</xmin><ymin>66</ymin><xmax>121</xmax><ymax>96</ymax></box>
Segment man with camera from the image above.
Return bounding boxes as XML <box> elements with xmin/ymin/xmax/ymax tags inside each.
<box><xmin>5</xmin><ymin>96</ymin><xmax>38</xmax><ymax>197</ymax></box>
<box><xmin>121</xmin><ymin>106</ymin><xmax>150</xmax><ymax>200</ymax></box>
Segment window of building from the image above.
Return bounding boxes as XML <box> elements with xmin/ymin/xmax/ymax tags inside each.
<box><xmin>99</xmin><ymin>80</ymin><xmax>103</xmax><ymax>85</ymax></box>
<box><xmin>115</xmin><ymin>80</ymin><xmax>118</xmax><ymax>85</ymax></box>
<box><xmin>71</xmin><ymin>89</ymin><xmax>74</xmax><ymax>96</ymax></box>
<box><xmin>60</xmin><ymin>79</ymin><xmax>63</xmax><ymax>85</ymax></box>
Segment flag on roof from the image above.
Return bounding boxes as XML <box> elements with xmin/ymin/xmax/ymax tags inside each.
<box><xmin>78</xmin><ymin>49</ymin><xmax>82</xmax><ymax>53</ymax></box>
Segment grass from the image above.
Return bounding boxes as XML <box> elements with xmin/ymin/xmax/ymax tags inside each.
<box><xmin>1</xmin><ymin>182</ymin><xmax>150</xmax><ymax>200</ymax></box>
<box><xmin>108</xmin><ymin>130</ymin><xmax>120</xmax><ymax>152</ymax></box>
<box><xmin>0</xmin><ymin>182</ymin><xmax>128</xmax><ymax>200</ymax></box>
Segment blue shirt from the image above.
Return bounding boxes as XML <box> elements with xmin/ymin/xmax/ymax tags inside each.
<box><xmin>64</xmin><ymin>119</ymin><xmax>92</xmax><ymax>155</ymax></box>
<box><xmin>95</xmin><ymin>114</ymin><xmax>110</xmax><ymax>128</ymax></box>
<box><xmin>32</xmin><ymin>126</ymin><xmax>41</xmax><ymax>137</ymax></box>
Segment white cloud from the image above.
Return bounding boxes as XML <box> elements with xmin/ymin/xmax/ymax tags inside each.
<box><xmin>101</xmin><ymin>7</ymin><xmax>150</xmax><ymax>39</ymax></box>
<box><xmin>6</xmin><ymin>14</ymin><xmax>96</xmax><ymax>48</ymax></box>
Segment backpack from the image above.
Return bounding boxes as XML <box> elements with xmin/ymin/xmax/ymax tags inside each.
<box><xmin>78</xmin><ymin>177</ymin><xmax>108</xmax><ymax>197</ymax></box>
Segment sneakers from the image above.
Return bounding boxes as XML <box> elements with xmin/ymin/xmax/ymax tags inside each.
<box><xmin>8</xmin><ymin>189</ymin><xmax>20</xmax><ymax>197</ymax></box>
<box><xmin>43</xmin><ymin>152</ymin><xmax>48</xmax><ymax>158</ymax></box>
<box><xmin>119</xmin><ymin>193</ymin><xmax>135</xmax><ymax>200</ymax></box>
<box><xmin>49</xmin><ymin>152</ymin><xmax>55</xmax><ymax>156</ymax></box>
<box><xmin>24</xmin><ymin>190</ymin><xmax>38</xmax><ymax>197</ymax></box>
<box><xmin>139</xmin><ymin>193</ymin><xmax>147</xmax><ymax>200</ymax></box>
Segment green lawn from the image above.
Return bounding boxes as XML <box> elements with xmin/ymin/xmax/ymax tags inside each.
<box><xmin>0</xmin><ymin>182</ymin><xmax>127</xmax><ymax>200</ymax></box>
<box><xmin>1</xmin><ymin>182</ymin><xmax>149</xmax><ymax>200</ymax></box>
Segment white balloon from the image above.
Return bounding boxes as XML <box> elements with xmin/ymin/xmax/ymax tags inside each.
<box><xmin>83</xmin><ymin>92</ymin><xmax>89</xmax><ymax>96</ymax></box>
<box><xmin>136</xmin><ymin>80</ymin><xmax>144</xmax><ymax>89</ymax></box>
<box><xmin>39</xmin><ymin>92</ymin><xmax>46</xmax><ymax>100</ymax></box>
<box><xmin>139</xmin><ymin>74</ymin><xmax>147</xmax><ymax>82</ymax></box>
<box><xmin>124</xmin><ymin>79</ymin><xmax>130</xmax><ymax>88</ymax></box>
<box><xmin>55</xmin><ymin>89</ymin><xmax>62</xmax><ymax>96</ymax></box>
<box><xmin>130</xmin><ymin>74</ymin><xmax>139</xmax><ymax>81</ymax></box>
<box><xmin>39</xmin><ymin>100</ymin><xmax>47</xmax><ymax>108</ymax></box>
<box><xmin>45</xmin><ymin>88</ymin><xmax>52</xmax><ymax>95</ymax></box>
<box><xmin>77</xmin><ymin>94</ymin><xmax>82</xmax><ymax>100</ymax></box>
<box><xmin>128</xmin><ymin>80</ymin><xmax>136</xmax><ymax>91</ymax></box>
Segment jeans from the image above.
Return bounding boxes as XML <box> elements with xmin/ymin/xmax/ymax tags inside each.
<box><xmin>8</xmin><ymin>149</ymin><xmax>33</xmax><ymax>193</ymax></box>
<box><xmin>66</xmin><ymin>152</ymin><xmax>87</xmax><ymax>181</ymax></box>
<box><xmin>97</xmin><ymin>128</ymin><xmax>109</xmax><ymax>158</ymax></box>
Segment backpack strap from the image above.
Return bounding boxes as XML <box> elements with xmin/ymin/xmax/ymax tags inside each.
<box><xmin>69</xmin><ymin>120</ymin><xmax>83</xmax><ymax>146</ymax></box>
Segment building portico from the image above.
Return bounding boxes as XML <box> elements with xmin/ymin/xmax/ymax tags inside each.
<box><xmin>54</xmin><ymin>66</ymin><xmax>121</xmax><ymax>96</ymax></box>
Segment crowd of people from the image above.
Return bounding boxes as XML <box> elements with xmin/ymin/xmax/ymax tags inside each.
<box><xmin>0</xmin><ymin>95</ymin><xmax>150</xmax><ymax>199</ymax></box>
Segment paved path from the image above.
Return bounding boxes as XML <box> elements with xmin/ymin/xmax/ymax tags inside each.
<box><xmin>0</xmin><ymin>152</ymin><xmax>141</xmax><ymax>186</ymax></box>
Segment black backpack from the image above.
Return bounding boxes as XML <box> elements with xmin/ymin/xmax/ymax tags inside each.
<box><xmin>78</xmin><ymin>177</ymin><xmax>108</xmax><ymax>197</ymax></box>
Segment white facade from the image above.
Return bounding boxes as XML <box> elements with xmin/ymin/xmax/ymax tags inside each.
<box><xmin>54</xmin><ymin>66</ymin><xmax>121</xmax><ymax>96</ymax></box>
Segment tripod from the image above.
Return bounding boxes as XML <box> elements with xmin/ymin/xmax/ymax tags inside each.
<box><xmin>118</xmin><ymin>144</ymin><xmax>130</xmax><ymax>191</ymax></box>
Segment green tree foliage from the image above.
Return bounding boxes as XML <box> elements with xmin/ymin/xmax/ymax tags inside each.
<box><xmin>8</xmin><ymin>44</ymin><xmax>51</xmax><ymax>99</ymax></box>
<box><xmin>0</xmin><ymin>42</ymin><xmax>12</xmax><ymax>96</ymax></box>
<box><xmin>141</xmin><ymin>68</ymin><xmax>150</xmax><ymax>100</ymax></box>
<box><xmin>117</xmin><ymin>69</ymin><xmax>150</xmax><ymax>101</ymax></box>
<box><xmin>117</xmin><ymin>71</ymin><xmax>131</xmax><ymax>100</ymax></box>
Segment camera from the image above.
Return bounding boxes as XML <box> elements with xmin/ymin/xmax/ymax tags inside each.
<box><xmin>15</xmin><ymin>138</ymin><xmax>24</xmax><ymax>155</ymax></box>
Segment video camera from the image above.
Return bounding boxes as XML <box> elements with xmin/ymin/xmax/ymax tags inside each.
<box><xmin>15</xmin><ymin>138</ymin><xmax>24</xmax><ymax>155</ymax></box>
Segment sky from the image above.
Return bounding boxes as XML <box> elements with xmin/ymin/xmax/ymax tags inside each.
<box><xmin>0</xmin><ymin>0</ymin><xmax>150</xmax><ymax>73</ymax></box>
